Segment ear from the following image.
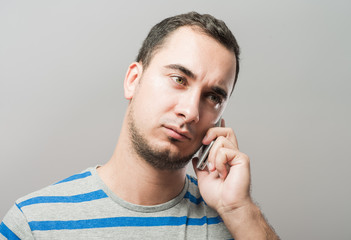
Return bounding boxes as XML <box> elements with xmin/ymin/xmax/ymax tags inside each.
<box><xmin>124</xmin><ymin>62</ymin><xmax>143</xmax><ymax>100</ymax></box>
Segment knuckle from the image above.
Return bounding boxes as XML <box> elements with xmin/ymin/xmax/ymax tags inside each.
<box><xmin>218</xmin><ymin>148</ymin><xmax>227</xmax><ymax>158</ymax></box>
<box><xmin>227</xmin><ymin>127</ymin><xmax>235</xmax><ymax>137</ymax></box>
<box><xmin>240</xmin><ymin>153</ymin><xmax>250</xmax><ymax>162</ymax></box>
<box><xmin>217</xmin><ymin>135</ymin><xmax>226</xmax><ymax>142</ymax></box>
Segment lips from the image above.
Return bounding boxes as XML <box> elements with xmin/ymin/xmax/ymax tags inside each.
<box><xmin>163</xmin><ymin>125</ymin><xmax>192</xmax><ymax>141</ymax></box>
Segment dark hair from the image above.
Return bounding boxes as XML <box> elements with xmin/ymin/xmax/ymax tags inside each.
<box><xmin>136</xmin><ymin>12</ymin><xmax>241</xmax><ymax>90</ymax></box>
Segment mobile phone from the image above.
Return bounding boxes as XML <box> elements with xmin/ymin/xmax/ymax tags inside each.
<box><xmin>196</xmin><ymin>118</ymin><xmax>222</xmax><ymax>170</ymax></box>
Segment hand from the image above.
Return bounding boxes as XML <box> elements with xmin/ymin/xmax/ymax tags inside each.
<box><xmin>192</xmin><ymin>119</ymin><xmax>252</xmax><ymax>215</ymax></box>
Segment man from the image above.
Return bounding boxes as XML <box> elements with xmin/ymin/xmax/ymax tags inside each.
<box><xmin>1</xmin><ymin>12</ymin><xmax>279</xmax><ymax>239</ymax></box>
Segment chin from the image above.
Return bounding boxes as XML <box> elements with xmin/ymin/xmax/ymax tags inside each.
<box><xmin>128</xmin><ymin>111</ymin><xmax>197</xmax><ymax>169</ymax></box>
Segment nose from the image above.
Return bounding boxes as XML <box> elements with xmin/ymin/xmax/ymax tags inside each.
<box><xmin>174</xmin><ymin>90</ymin><xmax>200</xmax><ymax>124</ymax></box>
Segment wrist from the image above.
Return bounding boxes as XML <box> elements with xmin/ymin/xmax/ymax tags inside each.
<box><xmin>216</xmin><ymin>197</ymin><xmax>254</xmax><ymax>217</ymax></box>
<box><xmin>218</xmin><ymin>201</ymin><xmax>279</xmax><ymax>240</ymax></box>
<box><xmin>219</xmin><ymin>201</ymin><xmax>268</xmax><ymax>240</ymax></box>
<box><xmin>218</xmin><ymin>199</ymin><xmax>258</xmax><ymax>223</ymax></box>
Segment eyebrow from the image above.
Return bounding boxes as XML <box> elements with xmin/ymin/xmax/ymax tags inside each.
<box><xmin>212</xmin><ymin>86</ymin><xmax>228</xmax><ymax>100</ymax></box>
<box><xmin>164</xmin><ymin>63</ymin><xmax>228</xmax><ymax>99</ymax></box>
<box><xmin>164</xmin><ymin>64</ymin><xmax>196</xmax><ymax>79</ymax></box>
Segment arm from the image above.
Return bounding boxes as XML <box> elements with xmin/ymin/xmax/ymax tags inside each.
<box><xmin>218</xmin><ymin>201</ymin><xmax>279</xmax><ymax>239</ymax></box>
<box><xmin>192</xmin><ymin>119</ymin><xmax>279</xmax><ymax>239</ymax></box>
<box><xmin>1</xmin><ymin>204</ymin><xmax>34</xmax><ymax>240</ymax></box>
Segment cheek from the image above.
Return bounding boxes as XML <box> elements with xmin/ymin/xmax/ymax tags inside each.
<box><xmin>133</xmin><ymin>78</ymin><xmax>177</xmax><ymax>121</ymax></box>
<box><xmin>145</xmin><ymin>76</ymin><xmax>179</xmax><ymax>109</ymax></box>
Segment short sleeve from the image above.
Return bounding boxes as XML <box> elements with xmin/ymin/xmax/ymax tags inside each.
<box><xmin>0</xmin><ymin>204</ymin><xmax>34</xmax><ymax>240</ymax></box>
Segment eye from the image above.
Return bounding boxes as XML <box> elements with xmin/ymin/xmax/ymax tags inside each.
<box><xmin>171</xmin><ymin>76</ymin><xmax>186</xmax><ymax>85</ymax></box>
<box><xmin>207</xmin><ymin>94</ymin><xmax>223</xmax><ymax>105</ymax></box>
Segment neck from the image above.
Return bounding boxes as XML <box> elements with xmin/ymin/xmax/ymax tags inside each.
<box><xmin>97</xmin><ymin>120</ymin><xmax>187</xmax><ymax>206</ymax></box>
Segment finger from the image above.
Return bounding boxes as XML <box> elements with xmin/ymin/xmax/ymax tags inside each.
<box><xmin>225</xmin><ymin>152</ymin><xmax>251</xmax><ymax>192</ymax></box>
<box><xmin>192</xmin><ymin>158</ymin><xmax>222</xmax><ymax>184</ymax></box>
<box><xmin>228</xmin><ymin>152</ymin><xmax>250</xmax><ymax>168</ymax></box>
<box><xmin>203</xmin><ymin>127</ymin><xmax>239</xmax><ymax>150</ymax></box>
<box><xmin>207</xmin><ymin>136</ymin><xmax>235</xmax><ymax>171</ymax></box>
<box><xmin>213</xmin><ymin>148</ymin><xmax>238</xmax><ymax>180</ymax></box>
<box><xmin>192</xmin><ymin>157</ymin><xmax>209</xmax><ymax>180</ymax></box>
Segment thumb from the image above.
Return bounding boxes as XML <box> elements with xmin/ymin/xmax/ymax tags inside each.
<box><xmin>192</xmin><ymin>158</ymin><xmax>209</xmax><ymax>181</ymax></box>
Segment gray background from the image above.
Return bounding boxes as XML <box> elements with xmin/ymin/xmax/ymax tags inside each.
<box><xmin>1</xmin><ymin>0</ymin><xmax>350</xmax><ymax>239</ymax></box>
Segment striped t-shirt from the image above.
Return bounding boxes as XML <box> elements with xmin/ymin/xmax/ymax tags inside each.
<box><xmin>1</xmin><ymin>167</ymin><xmax>233</xmax><ymax>239</ymax></box>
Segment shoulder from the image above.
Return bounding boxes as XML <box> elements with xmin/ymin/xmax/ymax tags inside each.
<box><xmin>14</xmin><ymin>167</ymin><xmax>106</xmax><ymax>220</ymax></box>
<box><xmin>1</xmin><ymin>167</ymin><xmax>102</xmax><ymax>239</ymax></box>
<box><xmin>16</xmin><ymin>167</ymin><xmax>98</xmax><ymax>206</ymax></box>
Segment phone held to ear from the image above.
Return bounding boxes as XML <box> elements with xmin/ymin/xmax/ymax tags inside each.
<box><xmin>196</xmin><ymin>118</ymin><xmax>222</xmax><ymax>170</ymax></box>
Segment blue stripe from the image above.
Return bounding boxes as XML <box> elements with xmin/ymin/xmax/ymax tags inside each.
<box><xmin>15</xmin><ymin>203</ymin><xmax>23</xmax><ymax>213</ymax></box>
<box><xmin>17</xmin><ymin>190</ymin><xmax>108</xmax><ymax>209</ymax></box>
<box><xmin>184</xmin><ymin>191</ymin><xmax>204</xmax><ymax>205</ymax></box>
<box><xmin>29</xmin><ymin>216</ymin><xmax>222</xmax><ymax>231</ymax></box>
<box><xmin>186</xmin><ymin>175</ymin><xmax>198</xmax><ymax>186</ymax></box>
<box><xmin>54</xmin><ymin>171</ymin><xmax>92</xmax><ymax>185</ymax></box>
<box><xmin>0</xmin><ymin>222</ymin><xmax>20</xmax><ymax>240</ymax></box>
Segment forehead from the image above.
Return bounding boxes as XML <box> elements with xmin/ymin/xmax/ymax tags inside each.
<box><xmin>147</xmin><ymin>26</ymin><xmax>237</xmax><ymax>92</ymax></box>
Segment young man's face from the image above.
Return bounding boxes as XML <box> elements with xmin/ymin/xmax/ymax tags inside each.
<box><xmin>125</xmin><ymin>26</ymin><xmax>237</xmax><ymax>169</ymax></box>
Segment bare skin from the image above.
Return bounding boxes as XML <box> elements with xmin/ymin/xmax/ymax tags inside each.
<box><xmin>98</xmin><ymin>26</ymin><xmax>279</xmax><ymax>239</ymax></box>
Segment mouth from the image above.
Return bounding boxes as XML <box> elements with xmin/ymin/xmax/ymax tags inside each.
<box><xmin>162</xmin><ymin>125</ymin><xmax>192</xmax><ymax>141</ymax></box>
